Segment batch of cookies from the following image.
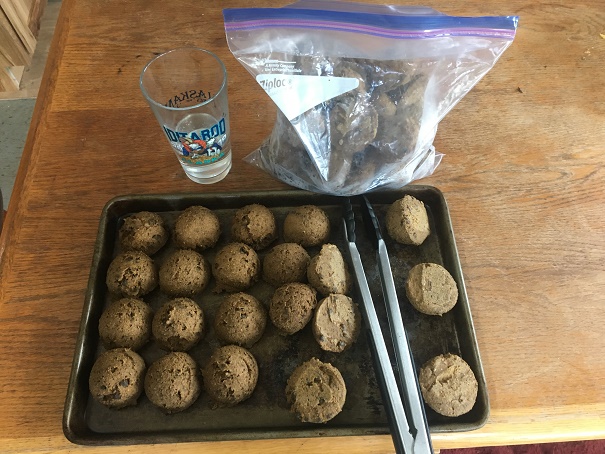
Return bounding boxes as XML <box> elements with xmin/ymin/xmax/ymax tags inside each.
<box><xmin>88</xmin><ymin>194</ymin><xmax>478</xmax><ymax>425</ymax></box>
<box><xmin>387</xmin><ymin>195</ymin><xmax>479</xmax><ymax>418</ymax></box>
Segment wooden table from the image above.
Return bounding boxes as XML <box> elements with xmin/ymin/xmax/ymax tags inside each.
<box><xmin>1</xmin><ymin>0</ymin><xmax>604</xmax><ymax>452</ymax></box>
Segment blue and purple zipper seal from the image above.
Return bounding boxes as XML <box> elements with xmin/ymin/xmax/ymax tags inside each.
<box><xmin>223</xmin><ymin>7</ymin><xmax>518</xmax><ymax>40</ymax></box>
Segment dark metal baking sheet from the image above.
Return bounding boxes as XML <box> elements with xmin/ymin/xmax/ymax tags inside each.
<box><xmin>63</xmin><ymin>186</ymin><xmax>489</xmax><ymax>445</ymax></box>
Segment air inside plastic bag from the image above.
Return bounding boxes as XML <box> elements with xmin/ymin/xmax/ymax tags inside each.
<box><xmin>224</xmin><ymin>1</ymin><xmax>518</xmax><ymax>196</ymax></box>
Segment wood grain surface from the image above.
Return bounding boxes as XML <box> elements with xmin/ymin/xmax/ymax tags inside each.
<box><xmin>0</xmin><ymin>0</ymin><xmax>604</xmax><ymax>452</ymax></box>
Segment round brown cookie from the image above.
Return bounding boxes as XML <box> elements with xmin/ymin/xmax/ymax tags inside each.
<box><xmin>386</xmin><ymin>195</ymin><xmax>430</xmax><ymax>246</ymax></box>
<box><xmin>313</xmin><ymin>294</ymin><xmax>361</xmax><ymax>353</ymax></box>
<box><xmin>212</xmin><ymin>242</ymin><xmax>260</xmax><ymax>292</ymax></box>
<box><xmin>119</xmin><ymin>211</ymin><xmax>168</xmax><ymax>256</ymax></box>
<box><xmin>144</xmin><ymin>352</ymin><xmax>200</xmax><ymax>414</ymax></box>
<box><xmin>88</xmin><ymin>348</ymin><xmax>145</xmax><ymax>409</ymax></box>
<box><xmin>231</xmin><ymin>204</ymin><xmax>277</xmax><ymax>251</ymax></box>
<box><xmin>405</xmin><ymin>263</ymin><xmax>458</xmax><ymax>315</ymax></box>
<box><xmin>201</xmin><ymin>345</ymin><xmax>258</xmax><ymax>406</ymax></box>
<box><xmin>106</xmin><ymin>251</ymin><xmax>157</xmax><ymax>298</ymax></box>
<box><xmin>286</xmin><ymin>357</ymin><xmax>346</xmax><ymax>423</ymax></box>
<box><xmin>283</xmin><ymin>205</ymin><xmax>330</xmax><ymax>247</ymax></box>
<box><xmin>262</xmin><ymin>242</ymin><xmax>310</xmax><ymax>287</ymax></box>
<box><xmin>159</xmin><ymin>249</ymin><xmax>210</xmax><ymax>297</ymax></box>
<box><xmin>269</xmin><ymin>283</ymin><xmax>317</xmax><ymax>335</ymax></box>
<box><xmin>213</xmin><ymin>293</ymin><xmax>267</xmax><ymax>348</ymax></box>
<box><xmin>152</xmin><ymin>297</ymin><xmax>205</xmax><ymax>351</ymax></box>
<box><xmin>307</xmin><ymin>244</ymin><xmax>351</xmax><ymax>296</ymax></box>
<box><xmin>174</xmin><ymin>205</ymin><xmax>221</xmax><ymax>251</ymax></box>
<box><xmin>98</xmin><ymin>297</ymin><xmax>153</xmax><ymax>351</ymax></box>
<box><xmin>419</xmin><ymin>353</ymin><xmax>478</xmax><ymax>417</ymax></box>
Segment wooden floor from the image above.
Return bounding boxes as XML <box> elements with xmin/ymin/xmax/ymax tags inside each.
<box><xmin>0</xmin><ymin>1</ymin><xmax>61</xmax><ymax>100</ymax></box>
<box><xmin>0</xmin><ymin>1</ymin><xmax>61</xmax><ymax>208</ymax></box>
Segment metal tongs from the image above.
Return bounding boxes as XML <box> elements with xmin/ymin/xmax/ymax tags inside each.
<box><xmin>343</xmin><ymin>196</ymin><xmax>433</xmax><ymax>454</ymax></box>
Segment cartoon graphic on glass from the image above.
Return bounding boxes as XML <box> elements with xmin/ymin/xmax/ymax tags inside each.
<box><xmin>179</xmin><ymin>135</ymin><xmax>223</xmax><ymax>165</ymax></box>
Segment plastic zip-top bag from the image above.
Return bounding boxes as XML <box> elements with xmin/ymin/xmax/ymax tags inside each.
<box><xmin>223</xmin><ymin>1</ymin><xmax>518</xmax><ymax>195</ymax></box>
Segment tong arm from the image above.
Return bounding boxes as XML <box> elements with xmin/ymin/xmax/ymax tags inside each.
<box><xmin>343</xmin><ymin>198</ymin><xmax>414</xmax><ymax>453</ymax></box>
<box><xmin>376</xmin><ymin>239</ymin><xmax>433</xmax><ymax>454</ymax></box>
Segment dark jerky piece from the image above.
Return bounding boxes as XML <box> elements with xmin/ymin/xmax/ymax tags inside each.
<box><xmin>330</xmin><ymin>94</ymin><xmax>378</xmax><ymax>154</ymax></box>
<box><xmin>332</xmin><ymin>59</ymin><xmax>369</xmax><ymax>94</ymax></box>
<box><xmin>345</xmin><ymin>146</ymin><xmax>380</xmax><ymax>189</ymax></box>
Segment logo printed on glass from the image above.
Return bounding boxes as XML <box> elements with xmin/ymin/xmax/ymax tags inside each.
<box><xmin>163</xmin><ymin>90</ymin><xmax>227</xmax><ymax>166</ymax></box>
<box><xmin>166</xmin><ymin>89</ymin><xmax>211</xmax><ymax>108</ymax></box>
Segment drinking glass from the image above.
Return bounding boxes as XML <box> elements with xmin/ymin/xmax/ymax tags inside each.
<box><xmin>140</xmin><ymin>48</ymin><xmax>232</xmax><ymax>184</ymax></box>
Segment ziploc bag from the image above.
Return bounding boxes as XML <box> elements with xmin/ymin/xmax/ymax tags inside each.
<box><xmin>224</xmin><ymin>1</ymin><xmax>518</xmax><ymax>196</ymax></box>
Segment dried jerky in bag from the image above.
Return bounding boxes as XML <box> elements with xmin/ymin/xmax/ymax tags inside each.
<box><xmin>223</xmin><ymin>1</ymin><xmax>518</xmax><ymax>196</ymax></box>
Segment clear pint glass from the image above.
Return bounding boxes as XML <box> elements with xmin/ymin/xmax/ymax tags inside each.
<box><xmin>140</xmin><ymin>48</ymin><xmax>231</xmax><ymax>184</ymax></box>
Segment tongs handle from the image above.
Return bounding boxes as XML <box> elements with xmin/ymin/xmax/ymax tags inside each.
<box><xmin>346</xmin><ymin>239</ymin><xmax>414</xmax><ymax>453</ymax></box>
